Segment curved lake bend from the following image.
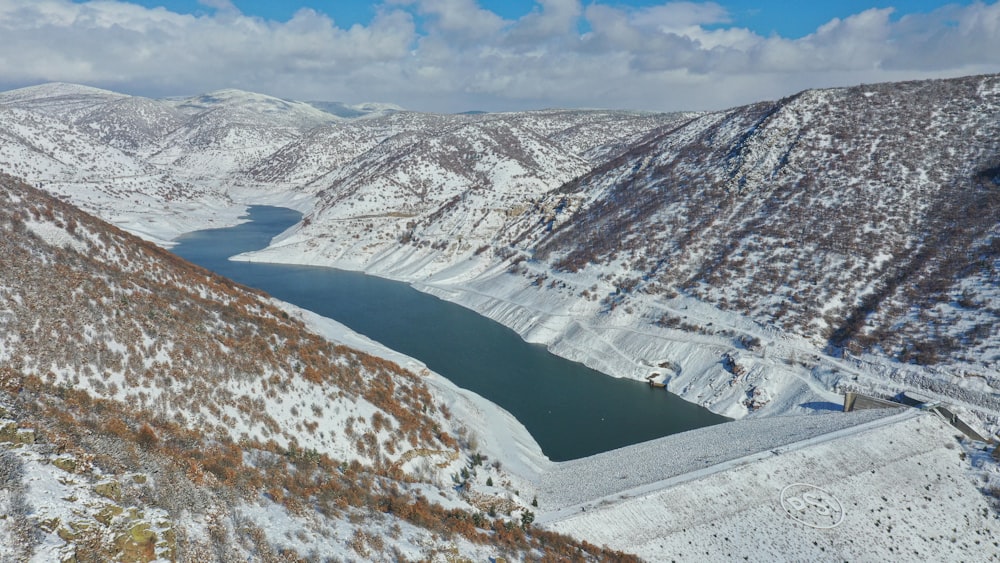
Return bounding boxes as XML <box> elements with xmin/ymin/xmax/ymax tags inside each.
<box><xmin>172</xmin><ymin>206</ymin><xmax>729</xmax><ymax>461</ymax></box>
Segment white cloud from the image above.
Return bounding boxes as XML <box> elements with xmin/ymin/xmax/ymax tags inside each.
<box><xmin>0</xmin><ymin>0</ymin><xmax>998</xmax><ymax>112</ymax></box>
<box><xmin>507</xmin><ymin>0</ymin><xmax>582</xmax><ymax>42</ymax></box>
<box><xmin>394</xmin><ymin>0</ymin><xmax>505</xmax><ymax>40</ymax></box>
<box><xmin>632</xmin><ymin>1</ymin><xmax>730</xmax><ymax>30</ymax></box>
<box><xmin>887</xmin><ymin>2</ymin><xmax>1000</xmax><ymax>70</ymax></box>
<box><xmin>198</xmin><ymin>0</ymin><xmax>237</xmax><ymax>11</ymax></box>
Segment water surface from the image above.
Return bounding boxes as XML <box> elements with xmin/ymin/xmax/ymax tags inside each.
<box><xmin>172</xmin><ymin>206</ymin><xmax>729</xmax><ymax>461</ymax></box>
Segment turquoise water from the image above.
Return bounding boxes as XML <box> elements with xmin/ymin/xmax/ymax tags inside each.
<box><xmin>172</xmin><ymin>206</ymin><xmax>729</xmax><ymax>461</ymax></box>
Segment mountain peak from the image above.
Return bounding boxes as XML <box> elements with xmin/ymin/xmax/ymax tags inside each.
<box><xmin>168</xmin><ymin>89</ymin><xmax>340</xmax><ymax>125</ymax></box>
<box><xmin>0</xmin><ymin>82</ymin><xmax>127</xmax><ymax>105</ymax></box>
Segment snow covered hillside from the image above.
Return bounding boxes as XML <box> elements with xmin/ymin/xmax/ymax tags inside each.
<box><xmin>513</xmin><ymin>74</ymin><xmax>1000</xmax><ymax>423</ymax></box>
<box><xmin>2</xmin><ymin>74</ymin><xmax>1000</xmax><ymax>561</ymax></box>
<box><xmin>0</xmin><ymin>83</ymin><xmax>680</xmax><ymax>250</ymax></box>
<box><xmin>0</xmin><ymin>174</ymin><xmax>632</xmax><ymax>561</ymax></box>
<box><xmin>2</xmin><ymin>76</ymin><xmax>997</xmax><ymax>428</ymax></box>
<box><xmin>229</xmin><ymin>74</ymin><xmax>1000</xmax><ymax>435</ymax></box>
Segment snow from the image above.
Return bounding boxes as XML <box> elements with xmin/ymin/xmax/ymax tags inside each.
<box><xmin>23</xmin><ymin>219</ymin><xmax>89</xmax><ymax>254</ymax></box>
<box><xmin>0</xmin><ymin>446</ymin><xmax>174</xmax><ymax>563</ymax></box>
<box><xmin>536</xmin><ymin>408</ymin><xmax>904</xmax><ymax>514</ymax></box>
<box><xmin>214</xmin><ymin>74</ymin><xmax>1000</xmax><ymax>439</ymax></box>
<box><xmin>257</xmin><ymin>299</ymin><xmax>1000</xmax><ymax>560</ymax></box>
<box><xmin>5</xmin><ymin>77</ymin><xmax>1000</xmax><ymax>559</ymax></box>
<box><xmin>542</xmin><ymin>411</ymin><xmax>1000</xmax><ymax>560</ymax></box>
<box><xmin>0</xmin><ymin>437</ymin><xmax>508</xmax><ymax>563</ymax></box>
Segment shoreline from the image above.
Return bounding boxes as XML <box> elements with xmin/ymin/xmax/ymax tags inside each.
<box><xmin>234</xmin><ymin>232</ymin><xmax>846</xmax><ymax>421</ymax></box>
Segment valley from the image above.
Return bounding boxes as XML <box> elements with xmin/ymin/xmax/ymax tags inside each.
<box><xmin>1</xmin><ymin>74</ymin><xmax>999</xmax><ymax>560</ymax></box>
<box><xmin>172</xmin><ymin>205</ymin><xmax>729</xmax><ymax>462</ymax></box>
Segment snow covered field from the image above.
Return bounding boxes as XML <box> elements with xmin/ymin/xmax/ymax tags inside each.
<box><xmin>542</xmin><ymin>410</ymin><xmax>1000</xmax><ymax>560</ymax></box>
<box><xmin>536</xmin><ymin>408</ymin><xmax>903</xmax><ymax>513</ymax></box>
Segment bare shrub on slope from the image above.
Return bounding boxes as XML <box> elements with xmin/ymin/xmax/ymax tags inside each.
<box><xmin>530</xmin><ymin>74</ymin><xmax>1000</xmax><ymax>374</ymax></box>
<box><xmin>0</xmin><ymin>173</ymin><xmax>636</xmax><ymax>561</ymax></box>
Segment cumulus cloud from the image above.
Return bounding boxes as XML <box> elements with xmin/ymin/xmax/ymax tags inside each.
<box><xmin>632</xmin><ymin>1</ymin><xmax>730</xmax><ymax>30</ymax></box>
<box><xmin>198</xmin><ymin>0</ymin><xmax>238</xmax><ymax>13</ymax></box>
<box><xmin>506</xmin><ymin>0</ymin><xmax>583</xmax><ymax>42</ymax></box>
<box><xmin>1</xmin><ymin>0</ymin><xmax>999</xmax><ymax>112</ymax></box>
<box><xmin>392</xmin><ymin>0</ymin><xmax>505</xmax><ymax>41</ymax></box>
<box><xmin>0</xmin><ymin>0</ymin><xmax>417</xmax><ymax>102</ymax></box>
<box><xmin>887</xmin><ymin>2</ymin><xmax>1000</xmax><ymax>70</ymax></box>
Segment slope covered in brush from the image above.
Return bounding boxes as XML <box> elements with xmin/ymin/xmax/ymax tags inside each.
<box><xmin>529</xmin><ymin>74</ymin><xmax>1000</xmax><ymax>373</ymax></box>
<box><xmin>0</xmin><ymin>174</ymin><xmax>633</xmax><ymax>561</ymax></box>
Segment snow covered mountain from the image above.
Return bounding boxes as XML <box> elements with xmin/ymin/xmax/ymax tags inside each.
<box><xmin>306</xmin><ymin>100</ymin><xmax>404</xmax><ymax>119</ymax></box>
<box><xmin>2</xmin><ymin>77</ymin><xmax>997</xmax><ymax>424</ymax></box>
<box><xmin>244</xmin><ymin>74</ymin><xmax>1000</xmax><ymax>428</ymax></box>
<box><xmin>518</xmin><ymin>74</ymin><xmax>1000</xmax><ymax>411</ymax></box>
<box><xmin>251</xmin><ymin>108</ymin><xmax>689</xmax><ymax>279</ymax></box>
<box><xmin>0</xmin><ymin>173</ymin><xmax>633</xmax><ymax>561</ymax></box>
<box><xmin>535</xmin><ymin>78</ymin><xmax>1000</xmax><ymax>355</ymax></box>
<box><xmin>2</xmin><ymin>75</ymin><xmax>1000</xmax><ymax>560</ymax></box>
<box><xmin>0</xmin><ymin>83</ymin><xmax>671</xmax><ymax>246</ymax></box>
<box><xmin>3</xmin><ymin>77</ymin><xmax>997</xmax><ymax>425</ymax></box>
<box><xmin>148</xmin><ymin>90</ymin><xmax>343</xmax><ymax>177</ymax></box>
<box><xmin>0</xmin><ymin>83</ymin><xmax>129</xmax><ymax>119</ymax></box>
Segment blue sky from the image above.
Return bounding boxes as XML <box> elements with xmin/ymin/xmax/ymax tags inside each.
<box><xmin>108</xmin><ymin>0</ymin><xmax>978</xmax><ymax>37</ymax></box>
<box><xmin>18</xmin><ymin>1</ymin><xmax>1000</xmax><ymax>112</ymax></box>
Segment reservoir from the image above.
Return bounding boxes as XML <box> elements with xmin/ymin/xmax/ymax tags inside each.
<box><xmin>172</xmin><ymin>206</ymin><xmax>729</xmax><ymax>461</ymax></box>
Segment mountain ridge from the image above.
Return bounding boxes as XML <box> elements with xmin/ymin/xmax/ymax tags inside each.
<box><xmin>235</xmin><ymin>73</ymin><xmax>1000</xmax><ymax>427</ymax></box>
<box><xmin>2</xmin><ymin>73</ymin><xmax>1000</xmax><ymax>560</ymax></box>
<box><xmin>4</xmin><ymin>75</ymin><xmax>995</xmax><ymax>423</ymax></box>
